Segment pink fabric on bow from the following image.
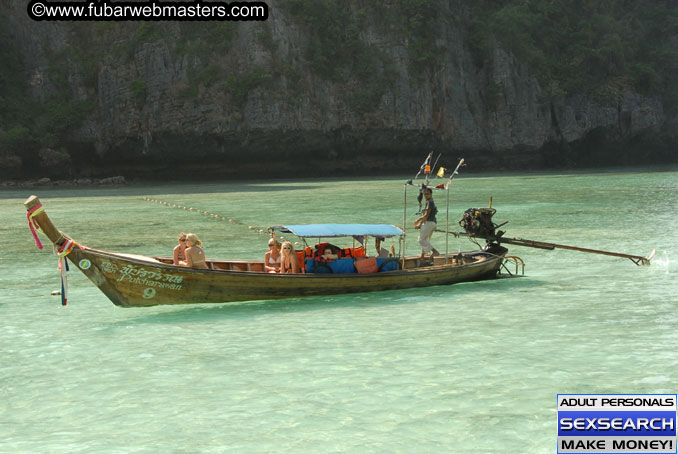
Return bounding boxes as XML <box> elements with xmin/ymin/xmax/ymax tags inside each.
<box><xmin>27</xmin><ymin>203</ymin><xmax>44</xmax><ymax>250</ymax></box>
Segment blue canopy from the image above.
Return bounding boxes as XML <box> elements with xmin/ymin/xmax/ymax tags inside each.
<box><xmin>269</xmin><ymin>224</ymin><xmax>404</xmax><ymax>238</ymax></box>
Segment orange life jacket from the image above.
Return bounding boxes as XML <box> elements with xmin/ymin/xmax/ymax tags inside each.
<box><xmin>294</xmin><ymin>250</ymin><xmax>306</xmax><ymax>273</ymax></box>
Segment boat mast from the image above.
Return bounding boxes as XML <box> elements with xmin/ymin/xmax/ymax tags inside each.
<box><xmin>402</xmin><ymin>182</ymin><xmax>407</xmax><ymax>269</ymax></box>
<box><xmin>446</xmin><ymin>184</ymin><xmax>449</xmax><ymax>264</ymax></box>
<box><xmin>444</xmin><ymin>158</ymin><xmax>465</xmax><ymax>264</ymax></box>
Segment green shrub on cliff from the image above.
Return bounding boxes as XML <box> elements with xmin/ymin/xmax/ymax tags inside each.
<box><xmin>0</xmin><ymin>22</ymin><xmax>28</xmax><ymax>140</ymax></box>
<box><xmin>224</xmin><ymin>67</ymin><xmax>274</xmax><ymax>106</ymax></box>
<box><xmin>386</xmin><ymin>0</ymin><xmax>444</xmax><ymax>71</ymax></box>
<box><xmin>0</xmin><ymin>126</ymin><xmax>31</xmax><ymax>151</ymax></box>
<box><xmin>470</xmin><ymin>0</ymin><xmax>678</xmax><ymax>110</ymax></box>
<box><xmin>131</xmin><ymin>80</ymin><xmax>148</xmax><ymax>108</ymax></box>
<box><xmin>283</xmin><ymin>0</ymin><xmax>365</xmax><ymax>81</ymax></box>
<box><xmin>0</xmin><ymin>18</ymin><xmax>93</xmax><ymax>154</ymax></box>
<box><xmin>282</xmin><ymin>0</ymin><xmax>414</xmax><ymax>112</ymax></box>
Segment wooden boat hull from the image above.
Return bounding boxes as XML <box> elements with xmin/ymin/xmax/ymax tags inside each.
<box><xmin>66</xmin><ymin>245</ymin><xmax>507</xmax><ymax>307</ymax></box>
<box><xmin>24</xmin><ymin>194</ymin><xmax>508</xmax><ymax>308</ymax></box>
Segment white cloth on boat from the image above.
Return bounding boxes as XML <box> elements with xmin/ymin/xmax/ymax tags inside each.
<box><xmin>418</xmin><ymin>221</ymin><xmax>436</xmax><ymax>254</ymax></box>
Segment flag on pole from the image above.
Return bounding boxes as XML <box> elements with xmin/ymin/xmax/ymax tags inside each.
<box><xmin>437</xmin><ymin>167</ymin><xmax>446</xmax><ymax>178</ymax></box>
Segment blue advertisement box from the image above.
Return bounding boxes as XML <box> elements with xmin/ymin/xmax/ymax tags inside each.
<box><xmin>557</xmin><ymin>394</ymin><xmax>677</xmax><ymax>454</ymax></box>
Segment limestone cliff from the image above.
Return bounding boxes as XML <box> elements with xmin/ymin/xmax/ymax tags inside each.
<box><xmin>1</xmin><ymin>0</ymin><xmax>676</xmax><ymax>180</ymax></box>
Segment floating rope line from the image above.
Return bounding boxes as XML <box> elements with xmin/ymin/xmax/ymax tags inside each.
<box><xmin>141</xmin><ymin>197</ymin><xmax>274</xmax><ymax>237</ymax></box>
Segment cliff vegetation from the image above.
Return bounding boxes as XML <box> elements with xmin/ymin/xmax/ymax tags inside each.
<box><xmin>1</xmin><ymin>0</ymin><xmax>676</xmax><ymax>180</ymax></box>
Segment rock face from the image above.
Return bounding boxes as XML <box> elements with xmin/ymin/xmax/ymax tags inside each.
<box><xmin>1</xmin><ymin>0</ymin><xmax>675</xmax><ymax>180</ymax></box>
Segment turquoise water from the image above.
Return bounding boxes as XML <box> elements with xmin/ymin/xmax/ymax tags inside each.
<box><xmin>1</xmin><ymin>170</ymin><xmax>677</xmax><ymax>453</ymax></box>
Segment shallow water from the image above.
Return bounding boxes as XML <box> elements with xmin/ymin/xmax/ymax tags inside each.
<box><xmin>1</xmin><ymin>170</ymin><xmax>677</xmax><ymax>453</ymax></box>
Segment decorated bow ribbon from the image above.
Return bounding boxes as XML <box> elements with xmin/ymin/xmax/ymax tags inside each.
<box><xmin>56</xmin><ymin>239</ymin><xmax>74</xmax><ymax>306</ymax></box>
<box><xmin>26</xmin><ymin>203</ymin><xmax>45</xmax><ymax>250</ymax></box>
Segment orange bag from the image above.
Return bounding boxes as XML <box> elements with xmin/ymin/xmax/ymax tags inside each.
<box><xmin>355</xmin><ymin>257</ymin><xmax>378</xmax><ymax>274</ymax></box>
<box><xmin>352</xmin><ymin>246</ymin><xmax>366</xmax><ymax>258</ymax></box>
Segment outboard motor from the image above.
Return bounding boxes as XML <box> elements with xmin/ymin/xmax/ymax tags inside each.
<box><xmin>459</xmin><ymin>207</ymin><xmax>504</xmax><ymax>241</ymax></box>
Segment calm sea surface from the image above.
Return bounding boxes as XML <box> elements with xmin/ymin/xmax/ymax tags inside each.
<box><xmin>1</xmin><ymin>170</ymin><xmax>677</xmax><ymax>453</ymax></box>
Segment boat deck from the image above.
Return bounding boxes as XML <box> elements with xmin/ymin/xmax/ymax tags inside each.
<box><xmin>152</xmin><ymin>253</ymin><xmax>488</xmax><ymax>273</ymax></box>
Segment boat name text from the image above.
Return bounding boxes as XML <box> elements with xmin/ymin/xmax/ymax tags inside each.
<box><xmin>100</xmin><ymin>261</ymin><xmax>184</xmax><ymax>290</ymax></box>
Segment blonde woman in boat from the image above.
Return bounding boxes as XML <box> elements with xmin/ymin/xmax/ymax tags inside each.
<box><xmin>265</xmin><ymin>237</ymin><xmax>281</xmax><ymax>273</ymax></box>
<box><xmin>280</xmin><ymin>241</ymin><xmax>299</xmax><ymax>274</ymax></box>
<box><xmin>184</xmin><ymin>233</ymin><xmax>209</xmax><ymax>269</ymax></box>
<box><xmin>173</xmin><ymin>232</ymin><xmax>188</xmax><ymax>266</ymax></box>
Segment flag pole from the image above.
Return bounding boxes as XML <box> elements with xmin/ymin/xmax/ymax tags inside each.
<box><xmin>444</xmin><ymin>158</ymin><xmax>465</xmax><ymax>264</ymax></box>
<box><xmin>430</xmin><ymin>153</ymin><xmax>441</xmax><ymax>185</ymax></box>
<box><xmin>413</xmin><ymin>152</ymin><xmax>433</xmax><ymax>182</ymax></box>
<box><xmin>446</xmin><ymin>182</ymin><xmax>450</xmax><ymax>264</ymax></box>
<box><xmin>402</xmin><ymin>182</ymin><xmax>407</xmax><ymax>270</ymax></box>
<box><xmin>445</xmin><ymin>158</ymin><xmax>465</xmax><ymax>189</ymax></box>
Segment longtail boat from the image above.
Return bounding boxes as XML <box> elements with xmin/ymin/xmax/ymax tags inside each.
<box><xmin>24</xmin><ymin>196</ymin><xmax>508</xmax><ymax>307</ymax></box>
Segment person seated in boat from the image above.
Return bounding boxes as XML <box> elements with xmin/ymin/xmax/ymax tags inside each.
<box><xmin>280</xmin><ymin>241</ymin><xmax>299</xmax><ymax>273</ymax></box>
<box><xmin>173</xmin><ymin>232</ymin><xmax>188</xmax><ymax>266</ymax></box>
<box><xmin>321</xmin><ymin>248</ymin><xmax>338</xmax><ymax>260</ymax></box>
<box><xmin>374</xmin><ymin>236</ymin><xmax>389</xmax><ymax>258</ymax></box>
<box><xmin>265</xmin><ymin>237</ymin><xmax>281</xmax><ymax>273</ymax></box>
<box><xmin>184</xmin><ymin>233</ymin><xmax>209</xmax><ymax>269</ymax></box>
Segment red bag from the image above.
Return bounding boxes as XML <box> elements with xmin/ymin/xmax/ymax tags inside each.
<box><xmin>355</xmin><ymin>257</ymin><xmax>378</xmax><ymax>274</ymax></box>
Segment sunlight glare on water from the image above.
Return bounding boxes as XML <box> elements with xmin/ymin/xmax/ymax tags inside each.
<box><xmin>1</xmin><ymin>170</ymin><xmax>677</xmax><ymax>453</ymax></box>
